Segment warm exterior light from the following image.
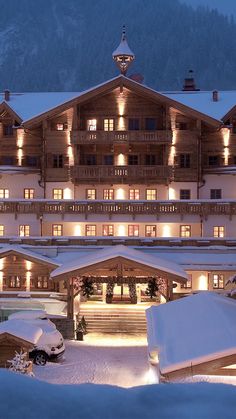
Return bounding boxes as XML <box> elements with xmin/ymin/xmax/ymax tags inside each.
<box><xmin>199</xmin><ymin>274</ymin><xmax>208</xmax><ymax>290</ymax></box>
<box><xmin>118</xmin><ymin>224</ymin><xmax>126</xmax><ymax>236</ymax></box>
<box><xmin>26</xmin><ymin>271</ymin><xmax>31</xmax><ymax>292</ymax></box>
<box><xmin>64</xmin><ymin>188</ymin><xmax>72</xmax><ymax>199</ymax></box>
<box><xmin>169</xmin><ymin>187</ymin><xmax>176</xmax><ymax>200</ymax></box>
<box><xmin>162</xmin><ymin>225</ymin><xmax>171</xmax><ymax>237</ymax></box>
<box><xmin>0</xmin><ymin>272</ymin><xmax>3</xmax><ymax>292</ymax></box>
<box><xmin>74</xmin><ymin>225</ymin><xmax>82</xmax><ymax>236</ymax></box>
<box><xmin>26</xmin><ymin>260</ymin><xmax>32</xmax><ymax>271</ymax></box>
<box><xmin>117</xmin><ymin>153</ymin><xmax>126</xmax><ymax>166</ymax></box>
<box><xmin>116</xmin><ymin>188</ymin><xmax>125</xmax><ymax>199</ymax></box>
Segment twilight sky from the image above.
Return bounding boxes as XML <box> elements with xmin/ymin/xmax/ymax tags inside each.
<box><xmin>182</xmin><ymin>0</ymin><xmax>236</xmax><ymax>17</ymax></box>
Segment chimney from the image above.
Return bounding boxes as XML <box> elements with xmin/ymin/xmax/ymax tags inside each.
<box><xmin>182</xmin><ymin>70</ymin><xmax>200</xmax><ymax>91</ymax></box>
<box><xmin>4</xmin><ymin>89</ymin><xmax>10</xmax><ymax>101</ymax></box>
<box><xmin>212</xmin><ymin>90</ymin><xmax>219</xmax><ymax>102</ymax></box>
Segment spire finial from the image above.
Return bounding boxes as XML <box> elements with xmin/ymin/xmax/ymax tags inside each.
<box><xmin>112</xmin><ymin>26</ymin><xmax>135</xmax><ymax>76</ymax></box>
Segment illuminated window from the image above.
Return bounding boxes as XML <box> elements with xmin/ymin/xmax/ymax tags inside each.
<box><xmin>213</xmin><ymin>226</ymin><xmax>225</xmax><ymax>238</ymax></box>
<box><xmin>37</xmin><ymin>276</ymin><xmax>48</xmax><ymax>289</ymax></box>
<box><xmin>24</xmin><ymin>188</ymin><xmax>35</xmax><ymax>199</ymax></box>
<box><xmin>19</xmin><ymin>225</ymin><xmax>30</xmax><ymax>237</ymax></box>
<box><xmin>128</xmin><ymin>225</ymin><xmax>139</xmax><ymax>237</ymax></box>
<box><xmin>9</xmin><ymin>276</ymin><xmax>21</xmax><ymax>288</ymax></box>
<box><xmin>56</xmin><ymin>123</ymin><xmax>67</xmax><ymax>131</ymax></box>
<box><xmin>210</xmin><ymin>189</ymin><xmax>222</xmax><ymax>199</ymax></box>
<box><xmin>0</xmin><ymin>189</ymin><xmax>9</xmax><ymax>199</ymax></box>
<box><xmin>53</xmin><ymin>189</ymin><xmax>63</xmax><ymax>199</ymax></box>
<box><xmin>180</xmin><ymin>189</ymin><xmax>191</xmax><ymax>200</ymax></box>
<box><xmin>87</xmin><ymin>119</ymin><xmax>97</xmax><ymax>131</ymax></box>
<box><xmin>129</xmin><ymin>189</ymin><xmax>140</xmax><ymax>200</ymax></box>
<box><xmin>0</xmin><ymin>225</ymin><xmax>4</xmax><ymax>236</ymax></box>
<box><xmin>102</xmin><ymin>225</ymin><xmax>114</xmax><ymax>236</ymax></box>
<box><xmin>213</xmin><ymin>274</ymin><xmax>224</xmax><ymax>289</ymax></box>
<box><xmin>103</xmin><ymin>189</ymin><xmax>114</xmax><ymax>200</ymax></box>
<box><xmin>181</xmin><ymin>274</ymin><xmax>192</xmax><ymax>289</ymax></box>
<box><xmin>52</xmin><ymin>224</ymin><xmax>63</xmax><ymax>236</ymax></box>
<box><xmin>86</xmin><ymin>225</ymin><xmax>96</xmax><ymax>236</ymax></box>
<box><xmin>104</xmin><ymin>119</ymin><xmax>114</xmax><ymax>131</ymax></box>
<box><xmin>146</xmin><ymin>189</ymin><xmax>157</xmax><ymax>200</ymax></box>
<box><xmin>180</xmin><ymin>225</ymin><xmax>191</xmax><ymax>238</ymax></box>
<box><xmin>145</xmin><ymin>225</ymin><xmax>157</xmax><ymax>237</ymax></box>
<box><xmin>86</xmin><ymin>189</ymin><xmax>96</xmax><ymax>200</ymax></box>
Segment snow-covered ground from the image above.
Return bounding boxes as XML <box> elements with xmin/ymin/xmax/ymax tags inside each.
<box><xmin>34</xmin><ymin>333</ymin><xmax>158</xmax><ymax>387</ymax></box>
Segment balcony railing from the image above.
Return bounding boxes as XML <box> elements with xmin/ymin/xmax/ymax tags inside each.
<box><xmin>71</xmin><ymin>130</ymin><xmax>172</xmax><ymax>144</ymax></box>
<box><xmin>73</xmin><ymin>165</ymin><xmax>172</xmax><ymax>183</ymax></box>
<box><xmin>0</xmin><ymin>199</ymin><xmax>235</xmax><ymax>217</ymax></box>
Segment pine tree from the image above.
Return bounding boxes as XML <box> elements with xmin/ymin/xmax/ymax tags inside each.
<box><xmin>145</xmin><ymin>278</ymin><xmax>159</xmax><ymax>299</ymax></box>
<box><xmin>81</xmin><ymin>278</ymin><xmax>94</xmax><ymax>298</ymax></box>
<box><xmin>8</xmin><ymin>350</ymin><xmax>34</xmax><ymax>376</ymax></box>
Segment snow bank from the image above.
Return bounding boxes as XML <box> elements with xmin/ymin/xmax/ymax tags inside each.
<box><xmin>0</xmin><ymin>320</ymin><xmax>42</xmax><ymax>344</ymax></box>
<box><xmin>146</xmin><ymin>292</ymin><xmax>236</xmax><ymax>374</ymax></box>
<box><xmin>1</xmin><ymin>369</ymin><xmax>236</xmax><ymax>419</ymax></box>
<box><xmin>8</xmin><ymin>310</ymin><xmax>47</xmax><ymax>320</ymax></box>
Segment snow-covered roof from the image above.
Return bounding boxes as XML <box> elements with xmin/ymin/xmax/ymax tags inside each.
<box><xmin>0</xmin><ymin>245</ymin><xmax>60</xmax><ymax>267</ymax></box>
<box><xmin>146</xmin><ymin>292</ymin><xmax>236</xmax><ymax>375</ymax></box>
<box><xmin>0</xmin><ymin>319</ymin><xmax>42</xmax><ymax>344</ymax></box>
<box><xmin>51</xmin><ymin>244</ymin><xmax>188</xmax><ymax>282</ymax></box>
<box><xmin>162</xmin><ymin>90</ymin><xmax>236</xmax><ymax>122</ymax></box>
<box><xmin>112</xmin><ymin>34</ymin><xmax>135</xmax><ymax>58</ymax></box>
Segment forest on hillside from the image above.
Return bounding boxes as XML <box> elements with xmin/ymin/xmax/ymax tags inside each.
<box><xmin>0</xmin><ymin>0</ymin><xmax>235</xmax><ymax>91</ymax></box>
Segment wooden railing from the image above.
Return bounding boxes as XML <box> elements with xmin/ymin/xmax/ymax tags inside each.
<box><xmin>71</xmin><ymin>130</ymin><xmax>172</xmax><ymax>144</ymax></box>
<box><xmin>73</xmin><ymin>165</ymin><xmax>172</xmax><ymax>183</ymax></box>
<box><xmin>0</xmin><ymin>199</ymin><xmax>236</xmax><ymax>217</ymax></box>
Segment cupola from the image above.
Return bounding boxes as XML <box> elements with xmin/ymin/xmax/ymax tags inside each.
<box><xmin>112</xmin><ymin>26</ymin><xmax>135</xmax><ymax>76</ymax></box>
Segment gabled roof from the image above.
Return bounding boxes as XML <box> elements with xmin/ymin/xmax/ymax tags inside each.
<box><xmin>0</xmin><ymin>245</ymin><xmax>60</xmax><ymax>268</ymax></box>
<box><xmin>1</xmin><ymin>75</ymin><xmax>230</xmax><ymax>128</ymax></box>
<box><xmin>51</xmin><ymin>244</ymin><xmax>188</xmax><ymax>282</ymax></box>
<box><xmin>0</xmin><ymin>319</ymin><xmax>42</xmax><ymax>345</ymax></box>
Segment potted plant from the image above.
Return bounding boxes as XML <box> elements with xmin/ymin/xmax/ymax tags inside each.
<box><xmin>76</xmin><ymin>321</ymin><xmax>84</xmax><ymax>341</ymax></box>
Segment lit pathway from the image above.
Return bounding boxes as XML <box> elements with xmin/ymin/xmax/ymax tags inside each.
<box><xmin>34</xmin><ymin>333</ymin><xmax>158</xmax><ymax>387</ymax></box>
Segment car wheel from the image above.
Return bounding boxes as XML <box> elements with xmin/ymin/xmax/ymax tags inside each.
<box><xmin>34</xmin><ymin>351</ymin><xmax>47</xmax><ymax>366</ymax></box>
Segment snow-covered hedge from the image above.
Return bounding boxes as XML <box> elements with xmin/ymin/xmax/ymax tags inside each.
<box><xmin>1</xmin><ymin>370</ymin><xmax>236</xmax><ymax>419</ymax></box>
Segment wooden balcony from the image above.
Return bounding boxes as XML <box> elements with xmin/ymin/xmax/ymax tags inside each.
<box><xmin>0</xmin><ymin>199</ymin><xmax>236</xmax><ymax>217</ymax></box>
<box><xmin>72</xmin><ymin>165</ymin><xmax>172</xmax><ymax>184</ymax></box>
<box><xmin>71</xmin><ymin>130</ymin><xmax>172</xmax><ymax>144</ymax></box>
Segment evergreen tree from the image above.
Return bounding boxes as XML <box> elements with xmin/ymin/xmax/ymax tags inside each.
<box><xmin>81</xmin><ymin>278</ymin><xmax>94</xmax><ymax>299</ymax></box>
<box><xmin>8</xmin><ymin>350</ymin><xmax>34</xmax><ymax>376</ymax></box>
<box><xmin>145</xmin><ymin>278</ymin><xmax>159</xmax><ymax>299</ymax></box>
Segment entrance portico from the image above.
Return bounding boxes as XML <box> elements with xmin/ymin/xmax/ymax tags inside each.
<box><xmin>51</xmin><ymin>245</ymin><xmax>188</xmax><ymax>320</ymax></box>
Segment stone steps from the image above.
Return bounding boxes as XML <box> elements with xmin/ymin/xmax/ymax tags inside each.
<box><xmin>79</xmin><ymin>305</ymin><xmax>147</xmax><ymax>333</ymax></box>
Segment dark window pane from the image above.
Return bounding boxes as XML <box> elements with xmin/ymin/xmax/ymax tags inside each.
<box><xmin>145</xmin><ymin>155</ymin><xmax>156</xmax><ymax>165</ymax></box>
<box><xmin>180</xmin><ymin>189</ymin><xmax>191</xmax><ymax>199</ymax></box>
<box><xmin>128</xmin><ymin>155</ymin><xmax>139</xmax><ymax>165</ymax></box>
<box><xmin>210</xmin><ymin>189</ymin><xmax>222</xmax><ymax>199</ymax></box>
<box><xmin>3</xmin><ymin>125</ymin><xmax>13</xmax><ymax>136</ymax></box>
<box><xmin>145</xmin><ymin>118</ymin><xmax>157</xmax><ymax>130</ymax></box>
<box><xmin>104</xmin><ymin>155</ymin><xmax>114</xmax><ymax>165</ymax></box>
<box><xmin>180</xmin><ymin>154</ymin><xmax>190</xmax><ymax>168</ymax></box>
<box><xmin>208</xmin><ymin>156</ymin><xmax>219</xmax><ymax>166</ymax></box>
<box><xmin>128</xmin><ymin>118</ymin><xmax>139</xmax><ymax>130</ymax></box>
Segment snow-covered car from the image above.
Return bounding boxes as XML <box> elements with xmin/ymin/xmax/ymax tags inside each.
<box><xmin>8</xmin><ymin>310</ymin><xmax>65</xmax><ymax>366</ymax></box>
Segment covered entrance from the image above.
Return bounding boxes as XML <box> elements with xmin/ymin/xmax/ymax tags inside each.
<box><xmin>51</xmin><ymin>245</ymin><xmax>188</xmax><ymax>320</ymax></box>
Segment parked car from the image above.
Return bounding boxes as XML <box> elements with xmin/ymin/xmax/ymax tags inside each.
<box><xmin>8</xmin><ymin>310</ymin><xmax>65</xmax><ymax>366</ymax></box>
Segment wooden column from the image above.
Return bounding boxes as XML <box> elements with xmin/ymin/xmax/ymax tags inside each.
<box><xmin>67</xmin><ymin>277</ymin><xmax>74</xmax><ymax>319</ymax></box>
<box><xmin>167</xmin><ymin>279</ymin><xmax>174</xmax><ymax>301</ymax></box>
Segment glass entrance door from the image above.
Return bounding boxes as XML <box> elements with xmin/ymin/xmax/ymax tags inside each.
<box><xmin>113</xmin><ymin>283</ymin><xmax>130</xmax><ymax>302</ymax></box>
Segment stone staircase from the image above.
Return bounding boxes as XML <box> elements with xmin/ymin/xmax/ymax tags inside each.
<box><xmin>78</xmin><ymin>303</ymin><xmax>148</xmax><ymax>333</ymax></box>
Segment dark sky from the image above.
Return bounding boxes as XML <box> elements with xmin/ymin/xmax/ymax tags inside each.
<box><xmin>182</xmin><ymin>0</ymin><xmax>236</xmax><ymax>17</ymax></box>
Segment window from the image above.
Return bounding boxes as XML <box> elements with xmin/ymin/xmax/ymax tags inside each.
<box><xmin>208</xmin><ymin>155</ymin><xmax>219</xmax><ymax>166</ymax></box>
<box><xmin>102</xmin><ymin>225</ymin><xmax>114</xmax><ymax>236</ymax></box>
<box><xmin>213</xmin><ymin>274</ymin><xmax>224</xmax><ymax>289</ymax></box>
<box><xmin>146</xmin><ymin>189</ymin><xmax>157</xmax><ymax>200</ymax></box>
<box><xmin>9</xmin><ymin>276</ymin><xmax>21</xmax><ymax>288</ymax></box>
<box><xmin>24</xmin><ymin>188</ymin><xmax>35</xmax><ymax>199</ymax></box>
<box><xmin>52</xmin><ymin>224</ymin><xmax>63</xmax><ymax>236</ymax></box>
<box><xmin>129</xmin><ymin>189</ymin><xmax>140</xmax><ymax>200</ymax></box>
<box><xmin>3</xmin><ymin>125</ymin><xmax>13</xmax><ymax>136</ymax></box>
<box><xmin>85</xmin><ymin>154</ymin><xmax>97</xmax><ymax>165</ymax></box>
<box><xmin>128</xmin><ymin>118</ymin><xmax>139</xmax><ymax>130</ymax></box>
<box><xmin>213</xmin><ymin>226</ymin><xmax>225</xmax><ymax>238</ymax></box>
<box><xmin>145</xmin><ymin>225</ymin><xmax>157</xmax><ymax>237</ymax></box>
<box><xmin>86</xmin><ymin>189</ymin><xmax>96</xmax><ymax>200</ymax></box>
<box><xmin>145</xmin><ymin>118</ymin><xmax>157</xmax><ymax>130</ymax></box>
<box><xmin>0</xmin><ymin>189</ymin><xmax>9</xmax><ymax>198</ymax></box>
<box><xmin>0</xmin><ymin>225</ymin><xmax>4</xmax><ymax>236</ymax></box>
<box><xmin>176</xmin><ymin>122</ymin><xmax>188</xmax><ymax>130</ymax></box>
<box><xmin>180</xmin><ymin>225</ymin><xmax>191</xmax><ymax>238</ymax></box>
<box><xmin>26</xmin><ymin>156</ymin><xmax>38</xmax><ymax>167</ymax></box>
<box><xmin>128</xmin><ymin>155</ymin><xmax>139</xmax><ymax>165</ymax></box>
<box><xmin>85</xmin><ymin>225</ymin><xmax>96</xmax><ymax>236</ymax></box>
<box><xmin>87</xmin><ymin>119</ymin><xmax>97</xmax><ymax>131</ymax></box>
<box><xmin>104</xmin><ymin>155</ymin><xmax>114</xmax><ymax>165</ymax></box>
<box><xmin>210</xmin><ymin>189</ymin><xmax>222</xmax><ymax>199</ymax></box>
<box><xmin>103</xmin><ymin>189</ymin><xmax>114</xmax><ymax>200</ymax></box>
<box><xmin>19</xmin><ymin>225</ymin><xmax>30</xmax><ymax>237</ymax></box>
<box><xmin>180</xmin><ymin>189</ymin><xmax>191</xmax><ymax>200</ymax></box>
<box><xmin>104</xmin><ymin>119</ymin><xmax>114</xmax><ymax>131</ymax></box>
<box><xmin>181</xmin><ymin>274</ymin><xmax>192</xmax><ymax>289</ymax></box>
<box><xmin>37</xmin><ymin>276</ymin><xmax>48</xmax><ymax>289</ymax></box>
<box><xmin>128</xmin><ymin>225</ymin><xmax>139</xmax><ymax>237</ymax></box>
<box><xmin>55</xmin><ymin>123</ymin><xmax>67</xmax><ymax>131</ymax></box>
<box><xmin>180</xmin><ymin>154</ymin><xmax>190</xmax><ymax>168</ymax></box>
<box><xmin>53</xmin><ymin>154</ymin><xmax>63</xmax><ymax>168</ymax></box>
<box><xmin>145</xmin><ymin>155</ymin><xmax>156</xmax><ymax>165</ymax></box>
<box><xmin>53</xmin><ymin>189</ymin><xmax>63</xmax><ymax>200</ymax></box>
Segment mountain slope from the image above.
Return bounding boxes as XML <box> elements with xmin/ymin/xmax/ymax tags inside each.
<box><xmin>0</xmin><ymin>0</ymin><xmax>235</xmax><ymax>91</ymax></box>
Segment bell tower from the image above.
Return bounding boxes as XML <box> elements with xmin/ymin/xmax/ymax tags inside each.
<box><xmin>112</xmin><ymin>26</ymin><xmax>135</xmax><ymax>76</ymax></box>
